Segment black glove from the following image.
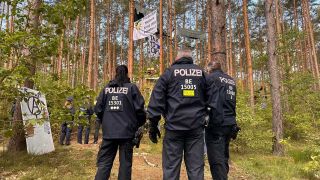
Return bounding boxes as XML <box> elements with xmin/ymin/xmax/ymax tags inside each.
<box><xmin>230</xmin><ymin>125</ymin><xmax>241</xmax><ymax>140</ymax></box>
<box><xmin>132</xmin><ymin>127</ymin><xmax>144</xmax><ymax>148</ymax></box>
<box><xmin>149</xmin><ymin>125</ymin><xmax>161</xmax><ymax>144</ymax></box>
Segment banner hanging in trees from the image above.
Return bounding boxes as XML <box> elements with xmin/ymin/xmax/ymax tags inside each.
<box><xmin>176</xmin><ymin>28</ymin><xmax>206</xmax><ymax>40</ymax></box>
<box><xmin>20</xmin><ymin>87</ymin><xmax>55</xmax><ymax>155</ymax></box>
<box><xmin>133</xmin><ymin>10</ymin><xmax>157</xmax><ymax>41</ymax></box>
<box><xmin>148</xmin><ymin>34</ymin><xmax>160</xmax><ymax>57</ymax></box>
<box><xmin>134</xmin><ymin>2</ymin><xmax>146</xmax><ymax>21</ymax></box>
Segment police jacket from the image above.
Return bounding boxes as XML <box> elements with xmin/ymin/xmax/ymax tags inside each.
<box><xmin>206</xmin><ymin>69</ymin><xmax>237</xmax><ymax>127</ymax></box>
<box><xmin>94</xmin><ymin>81</ymin><xmax>146</xmax><ymax>139</ymax></box>
<box><xmin>64</xmin><ymin>105</ymin><xmax>75</xmax><ymax>123</ymax></box>
<box><xmin>79</xmin><ymin>105</ymin><xmax>94</xmax><ymax>120</ymax></box>
<box><xmin>147</xmin><ymin>57</ymin><xmax>207</xmax><ymax>131</ymax></box>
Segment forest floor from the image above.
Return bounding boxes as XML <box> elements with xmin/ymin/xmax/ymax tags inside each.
<box><xmin>0</xmin><ymin>136</ymin><xmax>311</xmax><ymax>180</ymax></box>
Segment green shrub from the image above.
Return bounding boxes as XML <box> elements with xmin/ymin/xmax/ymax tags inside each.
<box><xmin>302</xmin><ymin>147</ymin><xmax>320</xmax><ymax>179</ymax></box>
<box><xmin>283</xmin><ymin>72</ymin><xmax>320</xmax><ymax>140</ymax></box>
<box><xmin>232</xmin><ymin>91</ymin><xmax>273</xmax><ymax>152</ymax></box>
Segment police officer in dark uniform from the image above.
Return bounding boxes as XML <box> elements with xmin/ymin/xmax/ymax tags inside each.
<box><xmin>147</xmin><ymin>48</ymin><xmax>207</xmax><ymax>180</ymax></box>
<box><xmin>59</xmin><ymin>96</ymin><xmax>75</xmax><ymax>146</ymax></box>
<box><xmin>94</xmin><ymin>65</ymin><xmax>146</xmax><ymax>180</ymax></box>
<box><xmin>77</xmin><ymin>97</ymin><xmax>94</xmax><ymax>144</ymax></box>
<box><xmin>205</xmin><ymin>60</ymin><xmax>240</xmax><ymax>180</ymax></box>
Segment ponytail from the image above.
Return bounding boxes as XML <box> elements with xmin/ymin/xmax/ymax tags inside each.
<box><xmin>109</xmin><ymin>65</ymin><xmax>130</xmax><ymax>87</ymax></box>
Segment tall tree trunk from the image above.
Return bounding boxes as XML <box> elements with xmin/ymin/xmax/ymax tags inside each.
<box><xmin>243</xmin><ymin>0</ymin><xmax>255</xmax><ymax>109</ymax></box>
<box><xmin>275</xmin><ymin>0</ymin><xmax>289</xmax><ymax>112</ymax></box>
<box><xmin>211</xmin><ymin>0</ymin><xmax>226</xmax><ymax>69</ymax></box>
<box><xmin>113</xmin><ymin>42</ymin><xmax>116</xmax><ymax>79</ymax></box>
<box><xmin>301</xmin><ymin>14</ymin><xmax>309</xmax><ymax>72</ymax></box>
<box><xmin>120</xmin><ymin>14</ymin><xmax>125</xmax><ymax>64</ymax></box>
<box><xmin>139</xmin><ymin>40</ymin><xmax>144</xmax><ymax>88</ymax></box>
<box><xmin>66</xmin><ymin>19</ymin><xmax>71</xmax><ymax>84</ymax></box>
<box><xmin>228</xmin><ymin>1</ymin><xmax>233</xmax><ymax>77</ymax></box>
<box><xmin>72</xmin><ymin>16</ymin><xmax>80</xmax><ymax>88</ymax></box>
<box><xmin>107</xmin><ymin>9</ymin><xmax>112</xmax><ymax>81</ymax></box>
<box><xmin>93</xmin><ymin>15</ymin><xmax>99</xmax><ymax>91</ymax></box>
<box><xmin>104</xmin><ymin>1</ymin><xmax>110</xmax><ymax>83</ymax></box>
<box><xmin>302</xmin><ymin>0</ymin><xmax>320</xmax><ymax>89</ymax></box>
<box><xmin>57</xmin><ymin>18</ymin><xmax>65</xmax><ymax>79</ymax></box>
<box><xmin>8</xmin><ymin>3</ymin><xmax>15</xmax><ymax>69</ymax></box>
<box><xmin>159</xmin><ymin>0</ymin><xmax>164</xmax><ymax>74</ymax></box>
<box><xmin>3</xmin><ymin>2</ymin><xmax>9</xmax><ymax>70</ymax></box>
<box><xmin>8</xmin><ymin>0</ymin><xmax>41</xmax><ymax>151</ymax></box>
<box><xmin>87</xmin><ymin>0</ymin><xmax>95</xmax><ymax>88</ymax></box>
<box><xmin>201</xmin><ymin>0</ymin><xmax>206</xmax><ymax>65</ymax></box>
<box><xmin>174</xmin><ymin>5</ymin><xmax>178</xmax><ymax>55</ymax></box>
<box><xmin>81</xmin><ymin>48</ymin><xmax>86</xmax><ymax>84</ymax></box>
<box><xmin>168</xmin><ymin>0</ymin><xmax>173</xmax><ymax>64</ymax></box>
<box><xmin>5</xmin><ymin>3</ymin><xmax>9</xmax><ymax>33</ymax></box>
<box><xmin>207</xmin><ymin>2</ymin><xmax>212</xmax><ymax>63</ymax></box>
<box><xmin>0</xmin><ymin>2</ymin><xmax>5</xmax><ymax>29</ymax></box>
<box><xmin>195</xmin><ymin>0</ymin><xmax>199</xmax><ymax>64</ymax></box>
<box><xmin>265</xmin><ymin>0</ymin><xmax>284</xmax><ymax>156</ymax></box>
<box><xmin>128</xmin><ymin>0</ymin><xmax>134</xmax><ymax>79</ymax></box>
<box><xmin>237</xmin><ymin>16</ymin><xmax>244</xmax><ymax>91</ymax></box>
<box><xmin>293</xmin><ymin>0</ymin><xmax>304</xmax><ymax>72</ymax></box>
<box><xmin>0</xmin><ymin>2</ymin><xmax>5</xmax><ymax>66</ymax></box>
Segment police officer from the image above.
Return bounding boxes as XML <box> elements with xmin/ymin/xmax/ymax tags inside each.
<box><xmin>94</xmin><ymin>65</ymin><xmax>146</xmax><ymax>180</ymax></box>
<box><xmin>147</xmin><ymin>48</ymin><xmax>207</xmax><ymax>180</ymax></box>
<box><xmin>77</xmin><ymin>96</ymin><xmax>94</xmax><ymax>144</ymax></box>
<box><xmin>205</xmin><ymin>60</ymin><xmax>240</xmax><ymax>180</ymax></box>
<box><xmin>60</xmin><ymin>96</ymin><xmax>75</xmax><ymax>146</ymax></box>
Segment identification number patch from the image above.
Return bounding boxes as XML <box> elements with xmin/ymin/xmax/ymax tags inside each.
<box><xmin>183</xmin><ymin>90</ymin><xmax>195</xmax><ymax>97</ymax></box>
<box><xmin>226</xmin><ymin>85</ymin><xmax>235</xmax><ymax>101</ymax></box>
<box><xmin>180</xmin><ymin>78</ymin><xmax>198</xmax><ymax>97</ymax></box>
<box><xmin>107</xmin><ymin>95</ymin><xmax>123</xmax><ymax>111</ymax></box>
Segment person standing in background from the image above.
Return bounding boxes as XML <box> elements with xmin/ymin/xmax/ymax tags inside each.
<box><xmin>59</xmin><ymin>96</ymin><xmax>75</xmax><ymax>146</ymax></box>
<box><xmin>77</xmin><ymin>96</ymin><xmax>94</xmax><ymax>144</ymax></box>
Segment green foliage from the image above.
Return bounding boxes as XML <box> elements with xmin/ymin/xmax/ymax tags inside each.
<box><xmin>303</xmin><ymin>154</ymin><xmax>320</xmax><ymax>179</ymax></box>
<box><xmin>288</xmin><ymin>143</ymin><xmax>320</xmax><ymax>179</ymax></box>
<box><xmin>35</xmin><ymin>73</ymin><xmax>96</xmax><ymax>127</ymax></box>
<box><xmin>283</xmin><ymin>72</ymin><xmax>320</xmax><ymax>140</ymax></box>
<box><xmin>232</xmin><ymin>91</ymin><xmax>273</xmax><ymax>152</ymax></box>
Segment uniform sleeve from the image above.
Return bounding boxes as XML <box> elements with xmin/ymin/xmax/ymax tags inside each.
<box><xmin>94</xmin><ymin>87</ymin><xmax>106</xmax><ymax>121</ymax></box>
<box><xmin>132</xmin><ymin>84</ymin><xmax>146</xmax><ymax>127</ymax></box>
<box><xmin>147</xmin><ymin>69</ymin><xmax>170</xmax><ymax>126</ymax></box>
<box><xmin>87</xmin><ymin>105</ymin><xmax>94</xmax><ymax>116</ymax></box>
<box><xmin>206</xmin><ymin>78</ymin><xmax>221</xmax><ymax>124</ymax></box>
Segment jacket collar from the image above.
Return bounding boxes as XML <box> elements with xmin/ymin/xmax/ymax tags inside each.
<box><xmin>172</xmin><ymin>57</ymin><xmax>194</xmax><ymax>65</ymax></box>
<box><xmin>211</xmin><ymin>69</ymin><xmax>223</xmax><ymax>74</ymax></box>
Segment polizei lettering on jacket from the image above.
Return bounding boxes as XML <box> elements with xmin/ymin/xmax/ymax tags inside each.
<box><xmin>105</xmin><ymin>87</ymin><xmax>128</xmax><ymax>94</ymax></box>
<box><xmin>219</xmin><ymin>77</ymin><xmax>235</xmax><ymax>86</ymax></box>
<box><xmin>174</xmin><ymin>69</ymin><xmax>202</xmax><ymax>77</ymax></box>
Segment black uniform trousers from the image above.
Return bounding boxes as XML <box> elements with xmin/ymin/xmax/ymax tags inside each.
<box><xmin>163</xmin><ymin>127</ymin><xmax>204</xmax><ymax>180</ymax></box>
<box><xmin>95</xmin><ymin>139</ymin><xmax>133</xmax><ymax>180</ymax></box>
<box><xmin>59</xmin><ymin>122</ymin><xmax>72</xmax><ymax>145</ymax></box>
<box><xmin>205</xmin><ymin>126</ymin><xmax>232</xmax><ymax>180</ymax></box>
<box><xmin>77</xmin><ymin>125</ymin><xmax>90</xmax><ymax>144</ymax></box>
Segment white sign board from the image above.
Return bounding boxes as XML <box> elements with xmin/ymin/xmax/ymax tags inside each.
<box><xmin>177</xmin><ymin>28</ymin><xmax>207</xmax><ymax>40</ymax></box>
<box><xmin>20</xmin><ymin>87</ymin><xmax>55</xmax><ymax>155</ymax></box>
<box><xmin>133</xmin><ymin>10</ymin><xmax>157</xmax><ymax>41</ymax></box>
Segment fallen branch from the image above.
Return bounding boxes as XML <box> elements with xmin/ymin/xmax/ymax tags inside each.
<box><xmin>133</xmin><ymin>152</ymin><xmax>158</xmax><ymax>167</ymax></box>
